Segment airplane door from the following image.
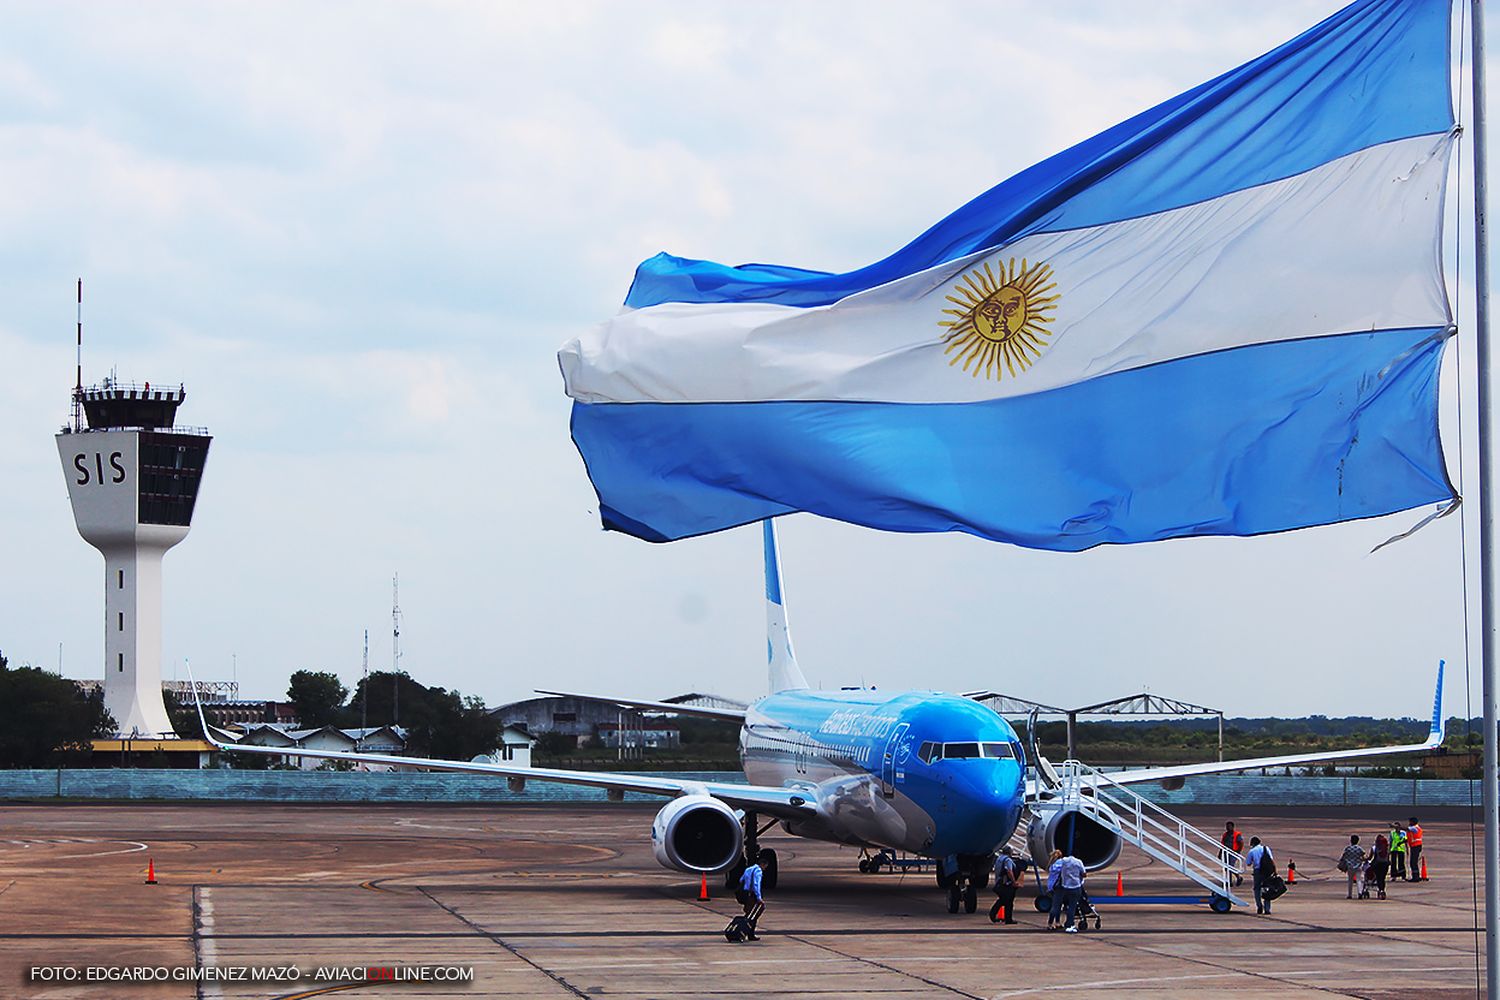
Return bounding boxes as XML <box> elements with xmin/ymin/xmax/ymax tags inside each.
<box><xmin>880</xmin><ymin>722</ymin><xmax>910</xmax><ymax>798</ymax></box>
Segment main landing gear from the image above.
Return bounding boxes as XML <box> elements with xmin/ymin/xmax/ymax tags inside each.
<box><xmin>725</xmin><ymin>811</ymin><xmax>780</xmax><ymax>891</ymax></box>
<box><xmin>937</xmin><ymin>854</ymin><xmax>992</xmax><ymax>914</ymax></box>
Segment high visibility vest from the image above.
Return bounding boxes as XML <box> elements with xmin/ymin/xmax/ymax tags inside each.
<box><xmin>1223</xmin><ymin>830</ymin><xmax>1242</xmax><ymax>852</ymax></box>
<box><xmin>1391</xmin><ymin>830</ymin><xmax>1407</xmax><ymax>851</ymax></box>
<box><xmin>1409</xmin><ymin>825</ymin><xmax>1423</xmax><ymax>847</ymax></box>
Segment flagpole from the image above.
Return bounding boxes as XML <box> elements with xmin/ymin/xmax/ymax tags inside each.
<box><xmin>1469</xmin><ymin>0</ymin><xmax>1499</xmax><ymax>994</ymax></box>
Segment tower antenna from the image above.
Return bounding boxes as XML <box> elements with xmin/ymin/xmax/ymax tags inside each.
<box><xmin>73</xmin><ymin>278</ymin><xmax>83</xmax><ymax>432</ymax></box>
<box><xmin>391</xmin><ymin>574</ymin><xmax>402</xmax><ymax>725</ymax></box>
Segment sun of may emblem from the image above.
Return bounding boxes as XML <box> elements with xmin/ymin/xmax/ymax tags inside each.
<box><xmin>938</xmin><ymin>257</ymin><xmax>1058</xmax><ymax>380</ymax></box>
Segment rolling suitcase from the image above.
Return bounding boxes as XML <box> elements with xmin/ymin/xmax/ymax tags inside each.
<box><xmin>723</xmin><ymin>916</ymin><xmax>750</xmax><ymax>942</ymax></box>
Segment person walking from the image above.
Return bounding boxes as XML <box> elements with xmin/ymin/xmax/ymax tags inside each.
<box><xmin>1389</xmin><ymin>821</ymin><xmax>1408</xmax><ymax>882</ymax></box>
<box><xmin>1339</xmin><ymin>835</ymin><xmax>1367</xmax><ymax>900</ymax></box>
<box><xmin>1245</xmin><ymin>836</ymin><xmax>1275</xmax><ymax>915</ymax></box>
<box><xmin>1052</xmin><ymin>853</ymin><xmax>1087</xmax><ymax>933</ymax></box>
<box><xmin>991</xmin><ymin>846</ymin><xmax>1022</xmax><ymax>925</ymax></box>
<box><xmin>1221</xmin><ymin>821</ymin><xmax>1245</xmax><ymax>887</ymax></box>
<box><xmin>1406</xmin><ymin>817</ymin><xmax>1424</xmax><ymax>881</ymax></box>
<box><xmin>736</xmin><ymin>852</ymin><xmax>765</xmax><ymax>941</ymax></box>
<box><xmin>1045</xmin><ymin>850</ymin><xmax>1065</xmax><ymax>930</ymax></box>
<box><xmin>1370</xmin><ymin>832</ymin><xmax>1390</xmax><ymax>900</ymax></box>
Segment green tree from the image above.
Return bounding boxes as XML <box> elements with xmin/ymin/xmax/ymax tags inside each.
<box><xmin>0</xmin><ymin>652</ymin><xmax>115</xmax><ymax>767</ymax></box>
<box><xmin>287</xmin><ymin>670</ymin><xmax>348</xmax><ymax>728</ymax></box>
<box><xmin>345</xmin><ymin>671</ymin><xmax>500</xmax><ymax>759</ymax></box>
<box><xmin>162</xmin><ymin>689</ymin><xmax>204</xmax><ymax>740</ymax></box>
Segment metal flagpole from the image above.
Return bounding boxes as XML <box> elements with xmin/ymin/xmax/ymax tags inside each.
<box><xmin>1468</xmin><ymin>1</ymin><xmax>1499</xmax><ymax>994</ymax></box>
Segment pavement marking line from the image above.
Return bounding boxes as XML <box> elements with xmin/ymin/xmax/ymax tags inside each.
<box><xmin>54</xmin><ymin>840</ymin><xmax>149</xmax><ymax>859</ymax></box>
<box><xmin>417</xmin><ymin>885</ymin><xmax>589</xmax><ymax>999</ymax></box>
<box><xmin>197</xmin><ymin>885</ymin><xmax>221</xmax><ymax>1000</ymax></box>
<box><xmin>990</xmin><ymin>964</ymin><xmax>1480</xmax><ymax>998</ymax></box>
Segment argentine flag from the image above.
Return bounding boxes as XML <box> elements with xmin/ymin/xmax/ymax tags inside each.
<box><xmin>560</xmin><ymin>0</ymin><xmax>1457</xmax><ymax>551</ymax></box>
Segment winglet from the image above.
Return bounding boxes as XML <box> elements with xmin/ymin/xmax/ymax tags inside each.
<box><xmin>184</xmin><ymin>659</ymin><xmax>239</xmax><ymax>749</ymax></box>
<box><xmin>1428</xmin><ymin>659</ymin><xmax>1445</xmax><ymax>745</ymax></box>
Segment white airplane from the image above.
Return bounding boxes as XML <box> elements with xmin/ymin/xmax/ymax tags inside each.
<box><xmin>191</xmin><ymin>520</ymin><xmax>1445</xmax><ymax>912</ymax></box>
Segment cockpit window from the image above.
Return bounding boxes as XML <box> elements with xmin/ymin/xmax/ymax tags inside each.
<box><xmin>942</xmin><ymin>742</ymin><xmax>982</xmax><ymax>759</ymax></box>
<box><xmin>918</xmin><ymin>741</ymin><xmax>940</xmax><ymax>763</ymax></box>
<box><xmin>981</xmin><ymin>742</ymin><xmax>1014</xmax><ymax>759</ymax></box>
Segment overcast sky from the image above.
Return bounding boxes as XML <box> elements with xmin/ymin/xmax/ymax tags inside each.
<box><xmin>0</xmin><ymin>1</ymin><xmax>1486</xmax><ymax>720</ymax></box>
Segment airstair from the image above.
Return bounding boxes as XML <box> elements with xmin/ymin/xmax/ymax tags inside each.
<box><xmin>1047</xmin><ymin>758</ymin><xmax>1248</xmax><ymax>909</ymax></box>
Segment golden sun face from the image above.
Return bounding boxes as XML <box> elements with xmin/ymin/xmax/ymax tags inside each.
<box><xmin>938</xmin><ymin>257</ymin><xmax>1058</xmax><ymax>380</ymax></box>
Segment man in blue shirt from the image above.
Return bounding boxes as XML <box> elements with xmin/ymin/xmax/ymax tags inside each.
<box><xmin>737</xmin><ymin>854</ymin><xmax>765</xmax><ymax>941</ymax></box>
<box><xmin>1046</xmin><ymin>851</ymin><xmax>1087</xmax><ymax>933</ymax></box>
<box><xmin>1244</xmin><ymin>836</ymin><xmax>1275</xmax><ymax>914</ymax></box>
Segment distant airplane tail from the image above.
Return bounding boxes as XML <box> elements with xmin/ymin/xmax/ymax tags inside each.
<box><xmin>764</xmin><ymin>519</ymin><xmax>809</xmax><ymax>693</ymax></box>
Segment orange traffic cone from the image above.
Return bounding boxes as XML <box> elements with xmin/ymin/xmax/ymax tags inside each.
<box><xmin>145</xmin><ymin>858</ymin><xmax>158</xmax><ymax>885</ymax></box>
<box><xmin>698</xmin><ymin>874</ymin><xmax>710</xmax><ymax>901</ymax></box>
<box><xmin>1115</xmin><ymin>871</ymin><xmax>1124</xmax><ymax>896</ymax></box>
<box><xmin>1287</xmin><ymin>862</ymin><xmax>1296</xmax><ymax>884</ymax></box>
<box><xmin>1420</xmin><ymin>857</ymin><xmax>1428</xmax><ymax>881</ymax></box>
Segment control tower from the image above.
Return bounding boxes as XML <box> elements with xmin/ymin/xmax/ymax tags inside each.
<box><xmin>57</xmin><ymin>380</ymin><xmax>211</xmax><ymax>737</ymax></box>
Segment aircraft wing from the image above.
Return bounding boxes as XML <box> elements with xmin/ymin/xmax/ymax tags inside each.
<box><xmin>532</xmin><ymin>690</ymin><xmax>746</xmax><ymax>723</ymax></box>
<box><xmin>187</xmin><ymin>675</ymin><xmax>807</xmax><ymax>819</ymax></box>
<box><xmin>1091</xmin><ymin>660</ymin><xmax>1447</xmax><ymax>788</ymax></box>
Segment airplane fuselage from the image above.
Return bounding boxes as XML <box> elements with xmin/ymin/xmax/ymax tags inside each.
<box><xmin>740</xmin><ymin>688</ymin><xmax>1026</xmax><ymax>860</ymax></box>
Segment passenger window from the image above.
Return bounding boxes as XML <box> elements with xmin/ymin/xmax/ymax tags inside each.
<box><xmin>943</xmin><ymin>742</ymin><xmax>981</xmax><ymax>759</ymax></box>
<box><xmin>981</xmin><ymin>742</ymin><xmax>1013</xmax><ymax>759</ymax></box>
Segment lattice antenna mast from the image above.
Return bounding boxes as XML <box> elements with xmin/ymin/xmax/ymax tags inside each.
<box><xmin>391</xmin><ymin>575</ymin><xmax>402</xmax><ymax>725</ymax></box>
<box><xmin>361</xmin><ymin>628</ymin><xmax>369</xmax><ymax>732</ymax></box>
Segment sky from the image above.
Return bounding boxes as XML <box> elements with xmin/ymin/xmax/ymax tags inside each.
<box><xmin>0</xmin><ymin>1</ymin><xmax>1487</xmax><ymax>720</ymax></box>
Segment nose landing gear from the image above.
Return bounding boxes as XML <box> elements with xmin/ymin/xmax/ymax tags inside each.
<box><xmin>938</xmin><ymin>854</ymin><xmax>992</xmax><ymax>913</ymax></box>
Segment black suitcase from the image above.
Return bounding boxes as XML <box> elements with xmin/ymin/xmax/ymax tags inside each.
<box><xmin>1262</xmin><ymin>874</ymin><xmax>1288</xmax><ymax>901</ymax></box>
<box><xmin>724</xmin><ymin>916</ymin><xmax>750</xmax><ymax>942</ymax></box>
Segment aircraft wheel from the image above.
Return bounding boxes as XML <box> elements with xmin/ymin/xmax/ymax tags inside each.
<box><xmin>1034</xmin><ymin>894</ymin><xmax>1052</xmax><ymax>913</ymax></box>
<box><xmin>760</xmin><ymin>849</ymin><xmax>779</xmax><ymax>891</ymax></box>
<box><xmin>947</xmin><ymin>885</ymin><xmax>962</xmax><ymax>913</ymax></box>
<box><xmin>963</xmin><ymin>885</ymin><xmax>978</xmax><ymax>913</ymax></box>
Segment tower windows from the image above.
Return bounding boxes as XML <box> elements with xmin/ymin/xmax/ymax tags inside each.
<box><xmin>117</xmin><ymin>653</ymin><xmax>123</xmax><ymax>673</ymax></box>
<box><xmin>118</xmin><ymin>612</ymin><xmax>123</xmax><ymax>632</ymax></box>
<box><xmin>118</xmin><ymin>569</ymin><xmax>124</xmax><ymax>589</ymax></box>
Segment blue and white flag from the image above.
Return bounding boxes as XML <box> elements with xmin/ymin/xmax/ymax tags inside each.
<box><xmin>560</xmin><ymin>0</ymin><xmax>1456</xmax><ymax>550</ymax></box>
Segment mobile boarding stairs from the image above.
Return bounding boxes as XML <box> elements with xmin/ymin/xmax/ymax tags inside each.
<box><xmin>1028</xmin><ymin>755</ymin><xmax>1247</xmax><ymax>912</ymax></box>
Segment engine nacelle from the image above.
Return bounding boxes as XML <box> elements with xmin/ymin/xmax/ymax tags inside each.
<box><xmin>651</xmin><ymin>795</ymin><xmax>744</xmax><ymax>874</ymax></box>
<box><xmin>1027</xmin><ymin>800</ymin><xmax>1123</xmax><ymax>872</ymax></box>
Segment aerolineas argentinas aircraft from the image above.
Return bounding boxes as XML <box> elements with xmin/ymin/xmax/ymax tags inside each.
<box><xmin>191</xmin><ymin>521</ymin><xmax>1445</xmax><ymax>910</ymax></box>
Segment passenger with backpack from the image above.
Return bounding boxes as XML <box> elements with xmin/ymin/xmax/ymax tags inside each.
<box><xmin>1339</xmin><ymin>835</ymin><xmax>1368</xmax><ymax>900</ymax></box>
<box><xmin>1245</xmin><ymin>837</ymin><xmax>1278</xmax><ymax>915</ymax></box>
<box><xmin>989</xmin><ymin>846</ymin><xmax>1023</xmax><ymax>925</ymax></box>
<box><xmin>724</xmin><ymin>853</ymin><xmax>765</xmax><ymax>942</ymax></box>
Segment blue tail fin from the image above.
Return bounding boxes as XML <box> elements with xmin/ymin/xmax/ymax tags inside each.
<box><xmin>764</xmin><ymin>520</ymin><xmax>809</xmax><ymax>693</ymax></box>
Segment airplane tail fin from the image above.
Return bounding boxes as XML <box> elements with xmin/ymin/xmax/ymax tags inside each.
<box><xmin>764</xmin><ymin>519</ymin><xmax>809</xmax><ymax>693</ymax></box>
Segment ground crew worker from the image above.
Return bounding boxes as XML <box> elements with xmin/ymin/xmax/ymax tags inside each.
<box><xmin>1406</xmin><ymin>817</ymin><xmax>1424</xmax><ymax>881</ymax></box>
<box><xmin>737</xmin><ymin>853</ymin><xmax>765</xmax><ymax>940</ymax></box>
<box><xmin>1389</xmin><ymin>821</ymin><xmax>1408</xmax><ymax>881</ymax></box>
<box><xmin>991</xmin><ymin>846</ymin><xmax>1021</xmax><ymax>925</ymax></box>
<box><xmin>1221</xmin><ymin>821</ymin><xmax>1245</xmax><ymax>887</ymax></box>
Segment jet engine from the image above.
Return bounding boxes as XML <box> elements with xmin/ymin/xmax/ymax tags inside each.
<box><xmin>651</xmin><ymin>795</ymin><xmax>744</xmax><ymax>873</ymax></box>
<box><xmin>1026</xmin><ymin>800</ymin><xmax>1122</xmax><ymax>871</ymax></box>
